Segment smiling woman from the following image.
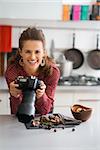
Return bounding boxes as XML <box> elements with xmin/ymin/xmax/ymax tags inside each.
<box><xmin>5</xmin><ymin>27</ymin><xmax>60</xmax><ymax>116</ymax></box>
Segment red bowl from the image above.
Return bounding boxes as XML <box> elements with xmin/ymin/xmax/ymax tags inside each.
<box><xmin>71</xmin><ymin>104</ymin><xmax>92</xmax><ymax>122</ymax></box>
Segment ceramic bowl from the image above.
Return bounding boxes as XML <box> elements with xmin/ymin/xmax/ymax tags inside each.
<box><xmin>71</xmin><ymin>104</ymin><xmax>92</xmax><ymax>122</ymax></box>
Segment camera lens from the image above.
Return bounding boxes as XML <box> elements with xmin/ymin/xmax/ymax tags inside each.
<box><xmin>17</xmin><ymin>114</ymin><xmax>33</xmax><ymax>123</ymax></box>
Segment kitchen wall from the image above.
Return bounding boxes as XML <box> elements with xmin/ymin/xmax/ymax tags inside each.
<box><xmin>11</xmin><ymin>26</ymin><xmax>100</xmax><ymax>77</ymax></box>
<box><xmin>0</xmin><ymin>0</ymin><xmax>62</xmax><ymax>20</ymax></box>
<box><xmin>0</xmin><ymin>0</ymin><xmax>96</xmax><ymax>20</ymax></box>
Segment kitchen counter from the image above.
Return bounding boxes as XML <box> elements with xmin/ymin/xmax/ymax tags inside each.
<box><xmin>0</xmin><ymin>101</ymin><xmax>100</xmax><ymax>150</ymax></box>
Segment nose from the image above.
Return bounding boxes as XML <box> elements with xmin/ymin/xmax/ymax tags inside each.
<box><xmin>31</xmin><ymin>52</ymin><xmax>36</xmax><ymax>60</ymax></box>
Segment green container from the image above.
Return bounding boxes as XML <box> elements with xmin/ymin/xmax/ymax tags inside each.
<box><xmin>81</xmin><ymin>5</ymin><xmax>89</xmax><ymax>20</ymax></box>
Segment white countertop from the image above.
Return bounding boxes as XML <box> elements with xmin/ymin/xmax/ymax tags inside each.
<box><xmin>0</xmin><ymin>101</ymin><xmax>100</xmax><ymax>150</ymax></box>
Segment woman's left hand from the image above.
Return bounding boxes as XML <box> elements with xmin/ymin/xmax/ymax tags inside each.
<box><xmin>36</xmin><ymin>81</ymin><xmax>46</xmax><ymax>99</ymax></box>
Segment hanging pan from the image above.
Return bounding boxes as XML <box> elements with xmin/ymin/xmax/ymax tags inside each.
<box><xmin>87</xmin><ymin>34</ymin><xmax>100</xmax><ymax>70</ymax></box>
<box><xmin>64</xmin><ymin>33</ymin><xmax>84</xmax><ymax>69</ymax></box>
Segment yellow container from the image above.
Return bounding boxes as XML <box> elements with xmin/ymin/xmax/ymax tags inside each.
<box><xmin>62</xmin><ymin>5</ymin><xmax>70</xmax><ymax>21</ymax></box>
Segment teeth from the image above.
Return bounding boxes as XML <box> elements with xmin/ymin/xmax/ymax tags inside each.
<box><xmin>29</xmin><ymin>60</ymin><xmax>36</xmax><ymax>64</ymax></box>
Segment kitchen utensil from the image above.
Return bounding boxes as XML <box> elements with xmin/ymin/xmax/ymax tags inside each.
<box><xmin>58</xmin><ymin>54</ymin><xmax>73</xmax><ymax>77</ymax></box>
<box><xmin>87</xmin><ymin>34</ymin><xmax>100</xmax><ymax>69</ymax></box>
<box><xmin>50</xmin><ymin>39</ymin><xmax>55</xmax><ymax>58</ymax></box>
<box><xmin>62</xmin><ymin>57</ymin><xmax>73</xmax><ymax>77</ymax></box>
<box><xmin>64</xmin><ymin>33</ymin><xmax>84</xmax><ymax>69</ymax></box>
<box><xmin>71</xmin><ymin>104</ymin><xmax>92</xmax><ymax>122</ymax></box>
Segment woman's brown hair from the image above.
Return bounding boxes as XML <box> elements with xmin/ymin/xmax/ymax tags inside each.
<box><xmin>8</xmin><ymin>27</ymin><xmax>55</xmax><ymax>76</ymax></box>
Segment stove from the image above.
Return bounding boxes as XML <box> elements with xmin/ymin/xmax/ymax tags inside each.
<box><xmin>58</xmin><ymin>75</ymin><xmax>100</xmax><ymax>86</ymax></box>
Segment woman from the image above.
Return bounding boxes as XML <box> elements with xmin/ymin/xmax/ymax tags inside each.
<box><xmin>5</xmin><ymin>27</ymin><xmax>60</xmax><ymax>115</ymax></box>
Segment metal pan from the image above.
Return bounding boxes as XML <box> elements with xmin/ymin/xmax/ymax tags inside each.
<box><xmin>64</xmin><ymin>33</ymin><xmax>84</xmax><ymax>69</ymax></box>
<box><xmin>87</xmin><ymin>34</ymin><xmax>100</xmax><ymax>70</ymax></box>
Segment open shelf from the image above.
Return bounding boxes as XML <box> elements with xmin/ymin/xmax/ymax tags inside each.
<box><xmin>0</xmin><ymin>18</ymin><xmax>100</xmax><ymax>30</ymax></box>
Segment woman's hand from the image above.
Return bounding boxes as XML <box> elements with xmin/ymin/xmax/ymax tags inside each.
<box><xmin>36</xmin><ymin>81</ymin><xmax>46</xmax><ymax>99</ymax></box>
<box><xmin>9</xmin><ymin>81</ymin><xmax>22</xmax><ymax>98</ymax></box>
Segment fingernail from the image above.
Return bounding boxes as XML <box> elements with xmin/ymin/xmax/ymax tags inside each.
<box><xmin>17</xmin><ymin>94</ymin><xmax>20</xmax><ymax>97</ymax></box>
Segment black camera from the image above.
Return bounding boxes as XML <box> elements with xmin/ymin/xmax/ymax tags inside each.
<box><xmin>16</xmin><ymin>76</ymin><xmax>41</xmax><ymax>123</ymax></box>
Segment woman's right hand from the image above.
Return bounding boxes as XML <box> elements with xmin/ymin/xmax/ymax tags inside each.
<box><xmin>9</xmin><ymin>81</ymin><xmax>22</xmax><ymax>98</ymax></box>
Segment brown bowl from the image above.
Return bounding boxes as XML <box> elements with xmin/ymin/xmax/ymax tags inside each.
<box><xmin>71</xmin><ymin>104</ymin><xmax>92</xmax><ymax>122</ymax></box>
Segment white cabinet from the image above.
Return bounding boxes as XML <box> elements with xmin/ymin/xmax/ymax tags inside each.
<box><xmin>54</xmin><ymin>89</ymin><xmax>73</xmax><ymax>115</ymax></box>
<box><xmin>55</xmin><ymin>86</ymin><xmax>100</xmax><ymax>108</ymax></box>
<box><xmin>73</xmin><ymin>87</ymin><xmax>100</xmax><ymax>104</ymax></box>
<box><xmin>54</xmin><ymin>91</ymin><xmax>73</xmax><ymax>106</ymax></box>
<box><xmin>0</xmin><ymin>91</ymin><xmax>10</xmax><ymax>114</ymax></box>
<box><xmin>54</xmin><ymin>89</ymin><xmax>73</xmax><ymax>107</ymax></box>
<box><xmin>74</xmin><ymin>92</ymin><xmax>100</xmax><ymax>103</ymax></box>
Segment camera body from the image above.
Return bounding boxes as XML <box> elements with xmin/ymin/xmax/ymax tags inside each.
<box><xmin>16</xmin><ymin>75</ymin><xmax>41</xmax><ymax>91</ymax></box>
<box><xmin>16</xmin><ymin>76</ymin><xmax>41</xmax><ymax>123</ymax></box>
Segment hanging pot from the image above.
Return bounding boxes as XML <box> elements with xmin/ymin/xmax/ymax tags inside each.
<box><xmin>87</xmin><ymin>34</ymin><xmax>100</xmax><ymax>70</ymax></box>
<box><xmin>64</xmin><ymin>33</ymin><xmax>84</xmax><ymax>69</ymax></box>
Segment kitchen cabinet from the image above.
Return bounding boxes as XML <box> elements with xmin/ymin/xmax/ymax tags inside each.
<box><xmin>54</xmin><ymin>86</ymin><xmax>73</xmax><ymax>113</ymax></box>
<box><xmin>74</xmin><ymin>91</ymin><xmax>100</xmax><ymax>103</ymax></box>
<box><xmin>54</xmin><ymin>86</ymin><xmax>100</xmax><ymax>109</ymax></box>
<box><xmin>0</xmin><ymin>78</ymin><xmax>10</xmax><ymax>114</ymax></box>
<box><xmin>54</xmin><ymin>87</ymin><xmax>74</xmax><ymax>107</ymax></box>
<box><xmin>0</xmin><ymin>91</ymin><xmax>10</xmax><ymax>114</ymax></box>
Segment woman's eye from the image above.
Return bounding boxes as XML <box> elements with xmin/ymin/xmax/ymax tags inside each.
<box><xmin>35</xmin><ymin>50</ymin><xmax>40</xmax><ymax>54</ymax></box>
<box><xmin>25</xmin><ymin>50</ymin><xmax>31</xmax><ymax>53</ymax></box>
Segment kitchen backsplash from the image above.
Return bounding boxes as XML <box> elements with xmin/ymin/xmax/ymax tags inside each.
<box><xmin>44</xmin><ymin>29</ymin><xmax>100</xmax><ymax>77</ymax></box>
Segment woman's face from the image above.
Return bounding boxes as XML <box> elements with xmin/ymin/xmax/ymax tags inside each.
<box><xmin>20</xmin><ymin>40</ymin><xmax>45</xmax><ymax>73</ymax></box>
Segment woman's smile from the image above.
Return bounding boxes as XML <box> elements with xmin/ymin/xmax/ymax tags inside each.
<box><xmin>28</xmin><ymin>60</ymin><xmax>38</xmax><ymax>65</ymax></box>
